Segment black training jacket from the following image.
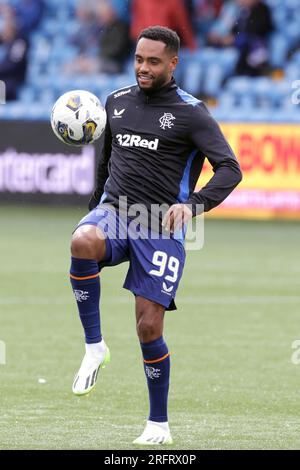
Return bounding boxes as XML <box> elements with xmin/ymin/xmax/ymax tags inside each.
<box><xmin>93</xmin><ymin>78</ymin><xmax>242</xmax><ymax>216</ymax></box>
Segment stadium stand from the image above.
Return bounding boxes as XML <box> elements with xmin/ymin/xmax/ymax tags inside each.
<box><xmin>0</xmin><ymin>0</ymin><xmax>299</xmax><ymax>122</ymax></box>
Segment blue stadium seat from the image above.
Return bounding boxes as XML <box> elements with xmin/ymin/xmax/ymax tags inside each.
<box><xmin>225</xmin><ymin>76</ymin><xmax>253</xmax><ymax>100</ymax></box>
<box><xmin>2</xmin><ymin>0</ymin><xmax>299</xmax><ymax>124</ymax></box>
<box><xmin>203</xmin><ymin>63</ymin><xmax>226</xmax><ymax>98</ymax></box>
<box><xmin>18</xmin><ymin>87</ymin><xmax>36</xmax><ymax>103</ymax></box>
<box><xmin>265</xmin><ymin>0</ymin><xmax>282</xmax><ymax>8</ymax></box>
<box><xmin>269</xmin><ymin>32</ymin><xmax>290</xmax><ymax>68</ymax></box>
<box><xmin>273</xmin><ymin>80</ymin><xmax>293</xmax><ymax>107</ymax></box>
<box><xmin>290</xmin><ymin>50</ymin><xmax>300</xmax><ymax>65</ymax></box>
<box><xmin>285</xmin><ymin>63</ymin><xmax>299</xmax><ymax>81</ymax></box>
<box><xmin>180</xmin><ymin>47</ymin><xmax>239</xmax><ymax>98</ymax></box>
<box><xmin>284</xmin><ymin>0</ymin><xmax>300</xmax><ymax>9</ymax></box>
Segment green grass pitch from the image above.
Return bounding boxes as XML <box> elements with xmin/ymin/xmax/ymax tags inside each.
<box><xmin>0</xmin><ymin>205</ymin><xmax>300</xmax><ymax>450</ymax></box>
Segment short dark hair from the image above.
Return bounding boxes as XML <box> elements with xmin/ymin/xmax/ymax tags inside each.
<box><xmin>138</xmin><ymin>26</ymin><xmax>180</xmax><ymax>55</ymax></box>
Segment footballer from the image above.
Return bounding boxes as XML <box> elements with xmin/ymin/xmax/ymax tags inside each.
<box><xmin>69</xmin><ymin>26</ymin><xmax>242</xmax><ymax>445</ymax></box>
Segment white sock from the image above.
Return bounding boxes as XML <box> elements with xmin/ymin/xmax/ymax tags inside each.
<box><xmin>147</xmin><ymin>420</ymin><xmax>169</xmax><ymax>432</ymax></box>
<box><xmin>85</xmin><ymin>339</ymin><xmax>106</xmax><ymax>358</ymax></box>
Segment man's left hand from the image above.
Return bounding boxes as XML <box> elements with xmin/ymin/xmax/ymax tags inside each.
<box><xmin>162</xmin><ymin>204</ymin><xmax>193</xmax><ymax>233</ymax></box>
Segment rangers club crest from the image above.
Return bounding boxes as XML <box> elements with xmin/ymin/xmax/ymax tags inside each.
<box><xmin>159</xmin><ymin>113</ymin><xmax>176</xmax><ymax>130</ymax></box>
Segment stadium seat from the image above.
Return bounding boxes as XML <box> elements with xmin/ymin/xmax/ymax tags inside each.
<box><xmin>269</xmin><ymin>32</ymin><xmax>290</xmax><ymax>68</ymax></box>
<box><xmin>1</xmin><ymin>0</ymin><xmax>299</xmax><ymax>124</ymax></box>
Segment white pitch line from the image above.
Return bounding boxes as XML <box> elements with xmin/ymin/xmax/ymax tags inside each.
<box><xmin>0</xmin><ymin>296</ymin><xmax>300</xmax><ymax>305</ymax></box>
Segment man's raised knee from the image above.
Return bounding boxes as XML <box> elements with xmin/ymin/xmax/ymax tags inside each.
<box><xmin>71</xmin><ymin>225</ymin><xmax>106</xmax><ymax>260</ymax></box>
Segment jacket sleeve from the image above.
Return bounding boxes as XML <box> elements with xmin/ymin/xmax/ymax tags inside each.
<box><xmin>88</xmin><ymin>100</ymin><xmax>112</xmax><ymax>210</ymax></box>
<box><xmin>185</xmin><ymin>102</ymin><xmax>242</xmax><ymax>215</ymax></box>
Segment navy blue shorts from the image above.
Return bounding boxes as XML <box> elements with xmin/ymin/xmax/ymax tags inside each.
<box><xmin>76</xmin><ymin>204</ymin><xmax>186</xmax><ymax>310</ymax></box>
